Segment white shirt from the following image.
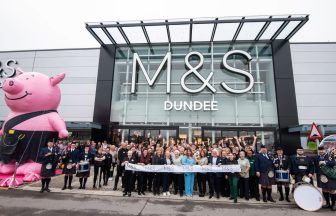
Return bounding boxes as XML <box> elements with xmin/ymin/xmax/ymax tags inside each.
<box><xmin>212</xmin><ymin>157</ymin><xmax>217</xmax><ymax>165</ymax></box>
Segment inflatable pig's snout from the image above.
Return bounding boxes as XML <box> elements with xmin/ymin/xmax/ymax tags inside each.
<box><xmin>2</xmin><ymin>78</ymin><xmax>24</xmax><ymax>94</ymax></box>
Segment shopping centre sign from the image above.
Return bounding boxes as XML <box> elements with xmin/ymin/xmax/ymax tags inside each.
<box><xmin>131</xmin><ymin>50</ymin><xmax>254</xmax><ymax>111</ymax></box>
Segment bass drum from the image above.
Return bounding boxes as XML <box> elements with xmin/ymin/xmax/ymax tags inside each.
<box><xmin>293</xmin><ymin>182</ymin><xmax>323</xmax><ymax>211</ymax></box>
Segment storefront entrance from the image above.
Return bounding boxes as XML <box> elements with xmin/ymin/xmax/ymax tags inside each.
<box><xmin>110</xmin><ymin>125</ymin><xmax>179</xmax><ymax>146</ymax></box>
<box><xmin>202</xmin><ymin>126</ymin><xmax>278</xmax><ymax>151</ymax></box>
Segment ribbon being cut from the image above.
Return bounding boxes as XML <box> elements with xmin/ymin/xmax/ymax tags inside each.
<box><xmin>125</xmin><ymin>163</ymin><xmax>241</xmax><ymax>173</ymax></box>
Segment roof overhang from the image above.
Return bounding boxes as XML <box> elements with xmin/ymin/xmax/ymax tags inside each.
<box><xmin>86</xmin><ymin>15</ymin><xmax>309</xmax><ymax>47</ymax></box>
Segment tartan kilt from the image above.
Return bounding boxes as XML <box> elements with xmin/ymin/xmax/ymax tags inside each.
<box><xmin>62</xmin><ymin>163</ymin><xmax>76</xmax><ymax>175</ymax></box>
<box><xmin>317</xmin><ymin>174</ymin><xmax>336</xmax><ymax>191</ymax></box>
<box><xmin>259</xmin><ymin>172</ymin><xmax>275</xmax><ymax>186</ymax></box>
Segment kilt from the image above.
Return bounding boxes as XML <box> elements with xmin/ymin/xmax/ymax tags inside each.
<box><xmin>259</xmin><ymin>172</ymin><xmax>275</xmax><ymax>186</ymax></box>
<box><xmin>317</xmin><ymin>174</ymin><xmax>336</xmax><ymax>191</ymax></box>
<box><xmin>62</xmin><ymin>163</ymin><xmax>76</xmax><ymax>175</ymax></box>
<box><xmin>41</xmin><ymin>163</ymin><xmax>56</xmax><ymax>178</ymax></box>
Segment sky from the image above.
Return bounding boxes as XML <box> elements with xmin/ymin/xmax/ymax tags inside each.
<box><xmin>0</xmin><ymin>0</ymin><xmax>335</xmax><ymax>51</ymax></box>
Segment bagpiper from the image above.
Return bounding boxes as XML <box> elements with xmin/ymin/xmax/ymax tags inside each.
<box><xmin>39</xmin><ymin>140</ymin><xmax>59</xmax><ymax>193</ymax></box>
<box><xmin>314</xmin><ymin>146</ymin><xmax>336</xmax><ymax>211</ymax></box>
<box><xmin>61</xmin><ymin>143</ymin><xmax>79</xmax><ymax>190</ymax></box>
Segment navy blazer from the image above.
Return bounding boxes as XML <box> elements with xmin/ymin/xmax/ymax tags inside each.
<box><xmin>39</xmin><ymin>147</ymin><xmax>59</xmax><ymax>165</ymax></box>
<box><xmin>208</xmin><ymin>156</ymin><xmax>224</xmax><ymax>177</ymax></box>
<box><xmin>255</xmin><ymin>153</ymin><xmax>274</xmax><ymax>173</ymax></box>
<box><xmin>64</xmin><ymin>149</ymin><xmax>80</xmax><ymax>164</ymax></box>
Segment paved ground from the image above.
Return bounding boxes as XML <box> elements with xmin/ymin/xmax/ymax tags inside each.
<box><xmin>0</xmin><ymin>169</ymin><xmax>334</xmax><ymax>215</ymax></box>
<box><xmin>0</xmin><ymin>189</ymin><xmax>334</xmax><ymax>216</ymax></box>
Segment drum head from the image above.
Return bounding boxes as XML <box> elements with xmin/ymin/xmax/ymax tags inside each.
<box><xmin>293</xmin><ymin>184</ymin><xmax>323</xmax><ymax>211</ymax></box>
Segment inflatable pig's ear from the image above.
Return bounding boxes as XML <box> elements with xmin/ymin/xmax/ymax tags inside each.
<box><xmin>50</xmin><ymin>73</ymin><xmax>65</xmax><ymax>86</ymax></box>
<box><xmin>15</xmin><ymin>68</ymin><xmax>24</xmax><ymax>76</ymax></box>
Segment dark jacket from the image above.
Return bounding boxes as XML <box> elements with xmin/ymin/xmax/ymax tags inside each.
<box><xmin>63</xmin><ymin>149</ymin><xmax>80</xmax><ymax>164</ymax></box>
<box><xmin>314</xmin><ymin>153</ymin><xmax>335</xmax><ymax>175</ymax></box>
<box><xmin>290</xmin><ymin>155</ymin><xmax>314</xmax><ymax>175</ymax></box>
<box><xmin>39</xmin><ymin>147</ymin><xmax>59</xmax><ymax>165</ymax></box>
<box><xmin>255</xmin><ymin>153</ymin><xmax>274</xmax><ymax>173</ymax></box>
<box><xmin>208</xmin><ymin>156</ymin><xmax>224</xmax><ymax>177</ymax></box>
<box><xmin>151</xmin><ymin>155</ymin><xmax>165</xmax><ymax>165</ymax></box>
<box><xmin>104</xmin><ymin>153</ymin><xmax>113</xmax><ymax>168</ymax></box>
<box><xmin>273</xmin><ymin>154</ymin><xmax>290</xmax><ymax>170</ymax></box>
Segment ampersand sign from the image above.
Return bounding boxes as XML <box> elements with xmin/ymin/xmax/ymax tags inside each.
<box><xmin>181</xmin><ymin>51</ymin><xmax>216</xmax><ymax>93</ymax></box>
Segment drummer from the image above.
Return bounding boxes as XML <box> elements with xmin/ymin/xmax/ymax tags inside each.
<box><xmin>62</xmin><ymin>143</ymin><xmax>80</xmax><ymax>190</ymax></box>
<box><xmin>273</xmin><ymin>147</ymin><xmax>291</xmax><ymax>202</ymax></box>
<box><xmin>39</xmin><ymin>140</ymin><xmax>59</xmax><ymax>193</ymax></box>
<box><xmin>76</xmin><ymin>145</ymin><xmax>93</xmax><ymax>189</ymax></box>
<box><xmin>255</xmin><ymin>145</ymin><xmax>276</xmax><ymax>202</ymax></box>
<box><xmin>314</xmin><ymin>146</ymin><xmax>336</xmax><ymax>211</ymax></box>
<box><xmin>290</xmin><ymin>146</ymin><xmax>314</xmax><ymax>184</ymax></box>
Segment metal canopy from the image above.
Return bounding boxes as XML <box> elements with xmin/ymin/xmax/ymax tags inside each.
<box><xmin>86</xmin><ymin>15</ymin><xmax>309</xmax><ymax>46</ymax></box>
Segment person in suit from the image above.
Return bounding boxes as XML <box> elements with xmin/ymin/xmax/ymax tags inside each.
<box><xmin>208</xmin><ymin>149</ymin><xmax>223</xmax><ymax>199</ymax></box>
<box><xmin>246</xmin><ymin>149</ymin><xmax>260</xmax><ymax>201</ymax></box>
<box><xmin>255</xmin><ymin>145</ymin><xmax>276</xmax><ymax>202</ymax></box>
<box><xmin>314</xmin><ymin>146</ymin><xmax>336</xmax><ymax>211</ymax></box>
<box><xmin>62</xmin><ymin>143</ymin><xmax>80</xmax><ymax>190</ymax></box>
<box><xmin>76</xmin><ymin>145</ymin><xmax>93</xmax><ymax>189</ymax></box>
<box><xmin>121</xmin><ymin>150</ymin><xmax>137</xmax><ymax>197</ymax></box>
<box><xmin>290</xmin><ymin>146</ymin><xmax>314</xmax><ymax>184</ymax></box>
<box><xmin>39</xmin><ymin>140</ymin><xmax>59</xmax><ymax>193</ymax></box>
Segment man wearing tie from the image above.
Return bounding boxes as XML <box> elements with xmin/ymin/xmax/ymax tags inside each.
<box><xmin>273</xmin><ymin>147</ymin><xmax>291</xmax><ymax>202</ymax></box>
<box><xmin>39</xmin><ymin>140</ymin><xmax>59</xmax><ymax>193</ymax></box>
<box><xmin>62</xmin><ymin>143</ymin><xmax>79</xmax><ymax>190</ymax></box>
<box><xmin>255</xmin><ymin>145</ymin><xmax>276</xmax><ymax>202</ymax></box>
<box><xmin>208</xmin><ymin>149</ymin><xmax>223</xmax><ymax>199</ymax></box>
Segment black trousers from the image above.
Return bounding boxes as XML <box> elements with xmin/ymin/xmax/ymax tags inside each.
<box><xmin>172</xmin><ymin>173</ymin><xmax>184</xmax><ymax>193</ymax></box>
<box><xmin>221</xmin><ymin>176</ymin><xmax>230</xmax><ymax>197</ymax></box>
<box><xmin>249</xmin><ymin>175</ymin><xmax>260</xmax><ymax>198</ymax></box>
<box><xmin>209</xmin><ymin>173</ymin><xmax>221</xmax><ymax>196</ymax></box>
<box><xmin>103</xmin><ymin>166</ymin><xmax>111</xmax><ymax>184</ymax></box>
<box><xmin>93</xmin><ymin>165</ymin><xmax>103</xmax><ymax>186</ymax></box>
<box><xmin>110</xmin><ymin>163</ymin><xmax>116</xmax><ymax>178</ymax></box>
<box><xmin>153</xmin><ymin>173</ymin><xmax>162</xmax><ymax>194</ymax></box>
<box><xmin>138</xmin><ymin>172</ymin><xmax>148</xmax><ymax>193</ymax></box>
<box><xmin>197</xmin><ymin>173</ymin><xmax>207</xmax><ymax>195</ymax></box>
<box><xmin>162</xmin><ymin>173</ymin><xmax>170</xmax><ymax>192</ymax></box>
<box><xmin>147</xmin><ymin>173</ymin><xmax>154</xmax><ymax>191</ymax></box>
<box><xmin>123</xmin><ymin>171</ymin><xmax>133</xmax><ymax>194</ymax></box>
<box><xmin>239</xmin><ymin>177</ymin><xmax>250</xmax><ymax>199</ymax></box>
<box><xmin>114</xmin><ymin>165</ymin><xmax>124</xmax><ymax>188</ymax></box>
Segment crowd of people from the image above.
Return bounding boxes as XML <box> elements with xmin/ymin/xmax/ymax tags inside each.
<box><xmin>38</xmin><ymin>134</ymin><xmax>336</xmax><ymax>211</ymax></box>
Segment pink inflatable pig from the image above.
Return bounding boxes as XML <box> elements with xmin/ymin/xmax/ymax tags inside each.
<box><xmin>0</xmin><ymin>68</ymin><xmax>68</xmax><ymax>187</ymax></box>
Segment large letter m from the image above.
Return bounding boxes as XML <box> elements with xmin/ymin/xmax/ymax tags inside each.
<box><xmin>131</xmin><ymin>52</ymin><xmax>171</xmax><ymax>94</ymax></box>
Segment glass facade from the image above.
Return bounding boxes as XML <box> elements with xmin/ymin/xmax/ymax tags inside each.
<box><xmin>111</xmin><ymin>43</ymin><xmax>278</xmax><ymax>146</ymax></box>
